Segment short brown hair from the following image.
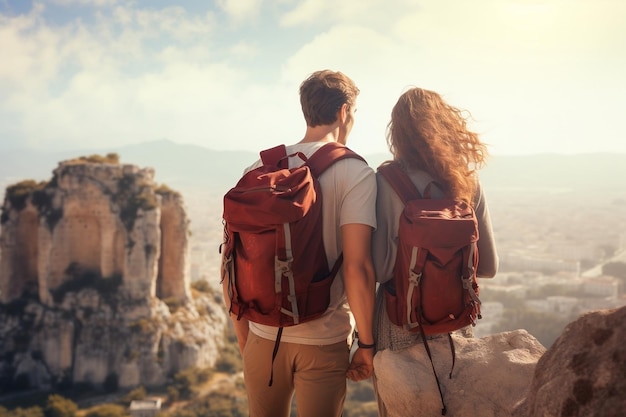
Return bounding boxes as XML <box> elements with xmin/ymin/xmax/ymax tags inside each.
<box><xmin>299</xmin><ymin>70</ymin><xmax>359</xmax><ymax>127</ymax></box>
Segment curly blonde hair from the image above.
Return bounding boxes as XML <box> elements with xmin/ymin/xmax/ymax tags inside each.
<box><xmin>386</xmin><ymin>87</ymin><xmax>488</xmax><ymax>205</ymax></box>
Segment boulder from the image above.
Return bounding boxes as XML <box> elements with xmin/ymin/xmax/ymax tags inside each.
<box><xmin>374</xmin><ymin>329</ymin><xmax>545</xmax><ymax>417</ymax></box>
<box><xmin>512</xmin><ymin>306</ymin><xmax>626</xmax><ymax>417</ymax></box>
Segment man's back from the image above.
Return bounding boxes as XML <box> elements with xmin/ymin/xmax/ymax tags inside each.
<box><xmin>245</xmin><ymin>141</ymin><xmax>376</xmax><ymax>344</ymax></box>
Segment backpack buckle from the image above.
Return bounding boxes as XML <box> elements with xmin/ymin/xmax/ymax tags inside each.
<box><xmin>275</xmin><ymin>257</ymin><xmax>293</xmax><ymax>292</ymax></box>
<box><xmin>409</xmin><ymin>270</ymin><xmax>422</xmax><ymax>285</ymax></box>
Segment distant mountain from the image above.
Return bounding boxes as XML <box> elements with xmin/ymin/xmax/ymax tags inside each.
<box><xmin>479</xmin><ymin>153</ymin><xmax>626</xmax><ymax>193</ymax></box>
<box><xmin>1</xmin><ymin>140</ymin><xmax>624</xmax><ymax>196</ymax></box>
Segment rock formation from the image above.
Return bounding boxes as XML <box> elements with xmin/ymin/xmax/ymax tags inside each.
<box><xmin>374</xmin><ymin>329</ymin><xmax>546</xmax><ymax>417</ymax></box>
<box><xmin>0</xmin><ymin>155</ymin><xmax>227</xmax><ymax>391</ymax></box>
<box><xmin>373</xmin><ymin>306</ymin><xmax>626</xmax><ymax>417</ymax></box>
<box><xmin>512</xmin><ymin>306</ymin><xmax>626</xmax><ymax>417</ymax></box>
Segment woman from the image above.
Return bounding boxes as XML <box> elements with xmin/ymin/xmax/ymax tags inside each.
<box><xmin>372</xmin><ymin>87</ymin><xmax>499</xmax><ymax>416</ymax></box>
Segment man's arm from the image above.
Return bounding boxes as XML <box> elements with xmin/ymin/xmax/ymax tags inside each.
<box><xmin>342</xmin><ymin>223</ymin><xmax>376</xmax><ymax>382</ymax></box>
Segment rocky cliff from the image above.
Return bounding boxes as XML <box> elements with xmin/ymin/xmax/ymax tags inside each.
<box><xmin>0</xmin><ymin>155</ymin><xmax>227</xmax><ymax>391</ymax></box>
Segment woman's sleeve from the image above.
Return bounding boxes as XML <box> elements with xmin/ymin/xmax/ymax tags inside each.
<box><xmin>474</xmin><ymin>181</ymin><xmax>499</xmax><ymax>278</ymax></box>
<box><xmin>372</xmin><ymin>172</ymin><xmax>403</xmax><ymax>283</ymax></box>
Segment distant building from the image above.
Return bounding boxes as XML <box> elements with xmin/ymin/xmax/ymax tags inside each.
<box><xmin>548</xmin><ymin>241</ymin><xmax>605</xmax><ymax>263</ymax></box>
<box><xmin>129</xmin><ymin>398</ymin><xmax>162</xmax><ymax>417</ymax></box>
<box><xmin>480</xmin><ymin>283</ymin><xmax>527</xmax><ymax>298</ymax></box>
<box><xmin>525</xmin><ymin>296</ymin><xmax>579</xmax><ymax>317</ymax></box>
<box><xmin>583</xmin><ymin>276</ymin><xmax>619</xmax><ymax>298</ymax></box>
<box><xmin>500</xmin><ymin>253</ymin><xmax>579</xmax><ymax>274</ymax></box>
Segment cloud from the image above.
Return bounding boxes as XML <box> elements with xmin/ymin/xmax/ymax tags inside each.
<box><xmin>50</xmin><ymin>0</ymin><xmax>117</xmax><ymax>6</ymax></box>
<box><xmin>216</xmin><ymin>0</ymin><xmax>262</xmax><ymax>24</ymax></box>
<box><xmin>228</xmin><ymin>41</ymin><xmax>260</xmax><ymax>60</ymax></box>
<box><xmin>276</xmin><ymin>0</ymin><xmax>626</xmax><ymax>155</ymax></box>
<box><xmin>0</xmin><ymin>0</ymin><xmax>624</xmax><ymax>155</ymax></box>
<box><xmin>0</xmin><ymin>2</ymin><xmax>235</xmax><ymax>150</ymax></box>
<box><xmin>279</xmin><ymin>0</ymin><xmax>418</xmax><ymax>28</ymax></box>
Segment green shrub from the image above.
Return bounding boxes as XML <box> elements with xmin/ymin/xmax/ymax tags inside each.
<box><xmin>44</xmin><ymin>394</ymin><xmax>78</xmax><ymax>417</ymax></box>
<box><xmin>163</xmin><ymin>297</ymin><xmax>184</xmax><ymax>313</ymax></box>
<box><xmin>190</xmin><ymin>280</ymin><xmax>211</xmax><ymax>293</ymax></box>
<box><xmin>121</xmin><ymin>386</ymin><xmax>146</xmax><ymax>405</ymax></box>
<box><xmin>65</xmin><ymin>154</ymin><xmax>120</xmax><ymax>165</ymax></box>
<box><xmin>171</xmin><ymin>367</ymin><xmax>213</xmax><ymax>400</ymax></box>
<box><xmin>160</xmin><ymin>391</ymin><xmax>248</xmax><ymax>417</ymax></box>
<box><xmin>29</xmin><ymin>181</ymin><xmax>63</xmax><ymax>231</ymax></box>
<box><xmin>116</xmin><ymin>176</ymin><xmax>157</xmax><ymax>231</ymax></box>
<box><xmin>128</xmin><ymin>319</ymin><xmax>152</xmax><ymax>334</ymax></box>
<box><xmin>0</xmin><ymin>406</ymin><xmax>44</xmax><ymax>417</ymax></box>
<box><xmin>166</xmin><ymin>386</ymin><xmax>180</xmax><ymax>403</ymax></box>
<box><xmin>5</xmin><ymin>180</ymin><xmax>45</xmax><ymax>211</ymax></box>
<box><xmin>155</xmin><ymin>183</ymin><xmax>181</xmax><ymax>198</ymax></box>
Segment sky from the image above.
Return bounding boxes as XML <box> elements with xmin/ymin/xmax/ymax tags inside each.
<box><xmin>0</xmin><ymin>0</ymin><xmax>625</xmax><ymax>157</ymax></box>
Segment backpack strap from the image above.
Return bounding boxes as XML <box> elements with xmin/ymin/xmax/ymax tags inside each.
<box><xmin>303</xmin><ymin>142</ymin><xmax>360</xmax><ymax>281</ymax></box>
<box><xmin>377</xmin><ymin>162</ymin><xmax>424</xmax><ymax>203</ymax></box>
<box><xmin>305</xmin><ymin>142</ymin><xmax>366</xmax><ymax>177</ymax></box>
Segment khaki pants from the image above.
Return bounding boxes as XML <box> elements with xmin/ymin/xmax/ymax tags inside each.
<box><xmin>243</xmin><ymin>331</ymin><xmax>350</xmax><ymax>417</ymax></box>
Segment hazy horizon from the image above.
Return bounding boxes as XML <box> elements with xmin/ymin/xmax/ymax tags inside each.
<box><xmin>4</xmin><ymin>137</ymin><xmax>626</xmax><ymax>156</ymax></box>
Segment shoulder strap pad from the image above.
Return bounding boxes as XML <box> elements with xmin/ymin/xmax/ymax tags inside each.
<box><xmin>378</xmin><ymin>162</ymin><xmax>423</xmax><ymax>204</ymax></box>
<box><xmin>305</xmin><ymin>142</ymin><xmax>366</xmax><ymax>177</ymax></box>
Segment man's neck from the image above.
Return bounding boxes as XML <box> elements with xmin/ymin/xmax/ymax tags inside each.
<box><xmin>299</xmin><ymin>123</ymin><xmax>342</xmax><ymax>144</ymax></box>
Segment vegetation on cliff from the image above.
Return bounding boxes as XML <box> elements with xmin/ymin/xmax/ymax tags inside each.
<box><xmin>64</xmin><ymin>153</ymin><xmax>120</xmax><ymax>165</ymax></box>
<box><xmin>0</xmin><ymin>180</ymin><xmax>48</xmax><ymax>224</ymax></box>
<box><xmin>115</xmin><ymin>174</ymin><xmax>157</xmax><ymax>232</ymax></box>
<box><xmin>0</xmin><ymin>154</ymin><xmax>181</xmax><ymax>232</ymax></box>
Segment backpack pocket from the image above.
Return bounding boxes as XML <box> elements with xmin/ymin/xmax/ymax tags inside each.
<box><xmin>290</xmin><ymin>272</ymin><xmax>334</xmax><ymax>323</ymax></box>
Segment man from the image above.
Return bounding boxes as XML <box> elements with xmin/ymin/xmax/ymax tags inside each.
<box><xmin>221</xmin><ymin>70</ymin><xmax>377</xmax><ymax>417</ymax></box>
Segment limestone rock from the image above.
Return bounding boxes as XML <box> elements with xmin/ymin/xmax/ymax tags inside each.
<box><xmin>0</xmin><ymin>157</ymin><xmax>227</xmax><ymax>391</ymax></box>
<box><xmin>512</xmin><ymin>306</ymin><xmax>626</xmax><ymax>417</ymax></box>
<box><xmin>374</xmin><ymin>329</ymin><xmax>545</xmax><ymax>417</ymax></box>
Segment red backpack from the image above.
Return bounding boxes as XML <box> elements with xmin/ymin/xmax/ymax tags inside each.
<box><xmin>378</xmin><ymin>162</ymin><xmax>482</xmax><ymax>335</ymax></box>
<box><xmin>378</xmin><ymin>162</ymin><xmax>482</xmax><ymax>415</ymax></box>
<box><xmin>221</xmin><ymin>142</ymin><xmax>364</xmax><ymax>328</ymax></box>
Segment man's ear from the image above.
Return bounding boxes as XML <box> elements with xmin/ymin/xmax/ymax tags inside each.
<box><xmin>338</xmin><ymin>103</ymin><xmax>349</xmax><ymax>124</ymax></box>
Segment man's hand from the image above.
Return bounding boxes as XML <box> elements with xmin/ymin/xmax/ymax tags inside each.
<box><xmin>347</xmin><ymin>347</ymin><xmax>374</xmax><ymax>381</ymax></box>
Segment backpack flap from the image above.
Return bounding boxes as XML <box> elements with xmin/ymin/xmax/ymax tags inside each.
<box><xmin>401</xmin><ymin>198</ymin><xmax>478</xmax><ymax>259</ymax></box>
<box><xmin>224</xmin><ymin>164</ymin><xmax>316</xmax><ymax>230</ymax></box>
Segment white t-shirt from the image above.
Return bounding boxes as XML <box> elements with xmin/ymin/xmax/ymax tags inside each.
<box><xmin>245</xmin><ymin>141</ymin><xmax>377</xmax><ymax>345</ymax></box>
